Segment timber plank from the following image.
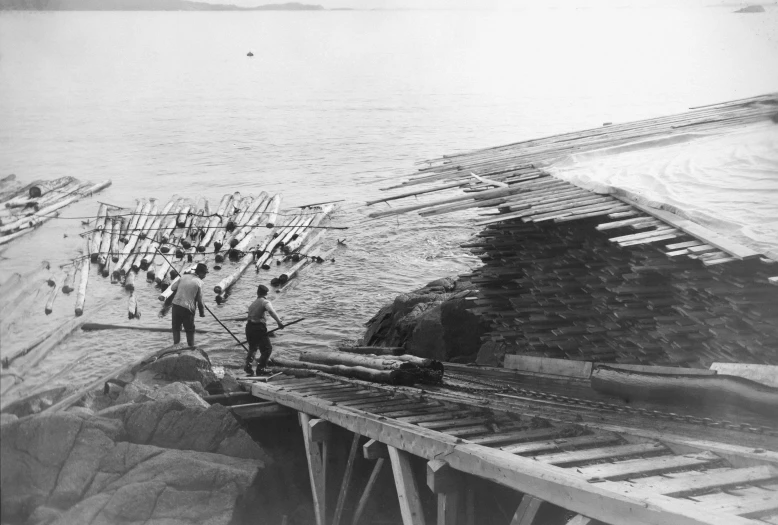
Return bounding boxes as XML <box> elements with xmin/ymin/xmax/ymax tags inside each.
<box><xmin>337</xmin><ymin>394</ymin><xmax>394</xmax><ymax>407</ymax></box>
<box><xmin>445</xmin><ymin>425</ymin><xmax>492</xmax><ymax>437</ymax></box>
<box><xmin>469</xmin><ymin>426</ymin><xmax>567</xmax><ymax>446</ymax></box>
<box><xmin>694</xmin><ymin>488</ymin><xmax>778</xmax><ymax>518</ymax></box>
<box><xmin>382</xmin><ymin>406</ymin><xmax>454</xmax><ymax>419</ymax></box>
<box><xmin>370</xmin><ymin>401</ymin><xmax>431</xmax><ymax>414</ymax></box>
<box><xmin>357</xmin><ymin>398</ymin><xmax>415</xmax><ymax>411</ymax></box>
<box><xmin>576</xmin><ymin>452</ymin><xmax>723</xmax><ymax>481</ymax></box>
<box><xmin>388</xmin><ymin>446</ymin><xmax>427</xmax><ymax>525</ymax></box>
<box><xmin>503</xmin><ymin>433</ymin><xmax>621</xmax><ymax>455</ymax></box>
<box><xmin>420</xmin><ymin>417</ymin><xmax>490</xmax><ymax>430</ymax></box>
<box><xmin>399</xmin><ymin>410</ymin><xmax>480</xmax><ymax>424</ymax></box>
<box><xmin>537</xmin><ymin>443</ymin><xmax>667</xmax><ymax>467</ymax></box>
<box><xmin>625</xmin><ymin>466</ymin><xmax>778</xmax><ymax>497</ymax></box>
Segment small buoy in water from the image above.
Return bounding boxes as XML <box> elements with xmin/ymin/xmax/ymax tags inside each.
<box><xmin>247</xmin><ymin>51</ymin><xmax>254</xmax><ymax>57</ymax></box>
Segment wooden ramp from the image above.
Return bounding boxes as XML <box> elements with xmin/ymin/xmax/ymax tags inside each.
<box><xmin>238</xmin><ymin>372</ymin><xmax>778</xmax><ymax>525</ymax></box>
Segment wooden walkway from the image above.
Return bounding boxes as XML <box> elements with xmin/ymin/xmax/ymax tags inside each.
<box><xmin>236</xmin><ymin>372</ymin><xmax>778</xmax><ymax>525</ymax></box>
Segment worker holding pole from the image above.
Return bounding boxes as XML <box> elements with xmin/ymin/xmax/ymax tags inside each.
<box><xmin>170</xmin><ymin>263</ymin><xmax>207</xmax><ymax>347</ymax></box>
<box><xmin>244</xmin><ymin>284</ymin><xmax>284</xmax><ymax>376</ymax></box>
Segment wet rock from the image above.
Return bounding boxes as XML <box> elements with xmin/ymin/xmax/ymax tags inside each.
<box><xmin>135</xmin><ymin>347</ymin><xmax>217</xmax><ymax>388</ymax></box>
<box><xmin>363</xmin><ymin>277</ymin><xmax>487</xmax><ymax>361</ymax></box>
<box><xmin>1</xmin><ymin>386</ymin><xmax>76</xmax><ymax>418</ymax></box>
<box><xmin>1</xmin><ymin>408</ymin><xmax>266</xmax><ymax>525</ymax></box>
<box><xmin>0</xmin><ymin>412</ymin><xmax>19</xmax><ymax>425</ymax></box>
<box><xmin>476</xmin><ymin>341</ymin><xmax>519</xmax><ymax>367</ymax></box>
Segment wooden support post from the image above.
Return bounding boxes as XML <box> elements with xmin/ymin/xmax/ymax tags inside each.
<box><xmin>363</xmin><ymin>439</ymin><xmax>389</xmax><ymax>459</ymax></box>
<box><xmin>388</xmin><ymin>446</ymin><xmax>427</xmax><ymax>525</ymax></box>
<box><xmin>332</xmin><ymin>433</ymin><xmax>361</xmax><ymax>525</ymax></box>
<box><xmin>351</xmin><ymin>458</ymin><xmax>385</xmax><ymax>525</ymax></box>
<box><xmin>510</xmin><ymin>495</ymin><xmax>545</xmax><ymax>525</ymax></box>
<box><xmin>565</xmin><ymin>516</ymin><xmax>594</xmax><ymax>525</ymax></box>
<box><xmin>427</xmin><ymin>460</ymin><xmax>463</xmax><ymax>525</ymax></box>
<box><xmin>300</xmin><ymin>413</ymin><xmax>328</xmax><ymax>525</ymax></box>
<box><xmin>464</xmin><ymin>479</ymin><xmax>475</xmax><ymax>525</ymax></box>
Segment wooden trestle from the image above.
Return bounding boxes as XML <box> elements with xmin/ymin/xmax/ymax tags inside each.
<box><xmin>237</xmin><ymin>372</ymin><xmax>778</xmax><ymax>525</ymax></box>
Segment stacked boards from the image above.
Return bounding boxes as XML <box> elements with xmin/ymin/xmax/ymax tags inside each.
<box><xmin>0</xmin><ymin>175</ymin><xmax>112</xmax><ymax>246</ymax></box>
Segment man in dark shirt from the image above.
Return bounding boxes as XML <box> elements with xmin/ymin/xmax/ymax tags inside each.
<box><xmin>244</xmin><ymin>284</ymin><xmax>283</xmax><ymax>375</ymax></box>
<box><xmin>170</xmin><ymin>263</ymin><xmax>207</xmax><ymax>347</ymax></box>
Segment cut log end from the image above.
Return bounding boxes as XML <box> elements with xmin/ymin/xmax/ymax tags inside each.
<box><xmin>215</xmin><ymin>294</ymin><xmax>225</xmax><ymax>304</ymax></box>
<box><xmin>215</xmin><ymin>253</ymin><xmax>225</xmax><ymax>263</ymax></box>
<box><xmin>75</xmin><ymin>307</ymin><xmax>84</xmax><ymax>316</ymax></box>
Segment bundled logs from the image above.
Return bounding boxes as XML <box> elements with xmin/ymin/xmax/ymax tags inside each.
<box><xmin>0</xmin><ymin>177</ymin><xmax>111</xmax><ymax>246</ymax></box>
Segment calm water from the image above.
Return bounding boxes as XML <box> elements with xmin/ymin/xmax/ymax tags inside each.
<box><xmin>1</xmin><ymin>7</ymin><xmax>777</xmax><ymax>398</ymax></box>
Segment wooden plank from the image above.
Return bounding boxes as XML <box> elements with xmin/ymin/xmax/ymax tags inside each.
<box><xmin>332</xmin><ymin>433</ymin><xmax>361</xmax><ymax>525</ymax></box>
<box><xmin>695</xmin><ymin>489</ymin><xmax>778</xmax><ymax>518</ymax></box>
<box><xmin>469</xmin><ymin>426</ymin><xmax>569</xmax><ymax>446</ymax></box>
<box><xmin>502</xmin><ymin>433</ymin><xmax>622</xmax><ymax>455</ymax></box>
<box><xmin>427</xmin><ymin>459</ymin><xmax>464</xmax><ymax>494</ymax></box>
<box><xmin>351</xmin><ymin>458</ymin><xmax>385</xmax><ymax>525</ymax></box>
<box><xmin>554</xmin><ymin>205</ymin><xmax>632</xmax><ymax>222</ymax></box>
<box><xmin>610</xmin><ymin>227</ymin><xmax>676</xmax><ymax>243</ymax></box>
<box><xmin>389</xmin><ymin>446</ymin><xmax>427</xmax><ymax>525</ymax></box>
<box><xmin>371</xmin><ymin>401</ymin><xmax>431</xmax><ymax>415</ymax></box>
<box><xmin>504</xmin><ymin>354</ymin><xmax>592</xmax><ymax>378</ymax></box>
<box><xmin>337</xmin><ymin>394</ymin><xmax>394</xmax><ymax>407</ymax></box>
<box><xmin>576</xmin><ymin>452</ymin><xmax>722</xmax><ymax>481</ymax></box>
<box><xmin>382</xmin><ymin>406</ymin><xmax>453</xmax><ymax>419</ymax></box>
<box><xmin>624</xmin><ymin>466</ymin><xmax>778</xmax><ymax>497</ymax></box>
<box><xmin>596</xmin><ymin>217</ymin><xmax>653</xmax><ymax>231</ymax></box>
<box><xmin>299</xmin><ymin>413</ymin><xmax>327</xmax><ymax>525</ymax></box>
<box><xmin>510</xmin><ymin>495</ymin><xmax>544</xmax><ymax>525</ymax></box>
<box><xmin>565</xmin><ymin>516</ymin><xmax>593</xmax><ymax>525</ymax></box>
<box><xmin>310</xmin><ymin>419</ymin><xmax>334</xmax><ymax>443</ymax></box>
<box><xmin>445</xmin><ymin>425</ymin><xmax>492</xmax><ymax>438</ymax></box>
<box><xmin>618</xmin><ymin>233</ymin><xmax>679</xmax><ymax>247</ymax></box>
<box><xmin>616</xmin><ymin>198</ymin><xmax>761</xmax><ymax>260</ymax></box>
<box><xmin>537</xmin><ymin>443</ymin><xmax>667</xmax><ymax>467</ymax></box>
<box><xmin>399</xmin><ymin>410</ymin><xmax>478</xmax><ymax>424</ymax></box>
<box><xmin>594</xmin><ymin>364</ymin><xmax>716</xmax><ymax>376</ymax></box>
<box><xmin>250</xmin><ymin>382</ymin><xmax>758</xmax><ymax>525</ymax></box>
<box><xmin>665</xmin><ymin>240</ymin><xmax>703</xmax><ymax>250</ymax></box>
<box><xmin>420</xmin><ymin>417</ymin><xmax>490</xmax><ymax>430</ymax></box>
<box><xmin>709</xmin><ymin>363</ymin><xmax>778</xmax><ymax>388</ymax></box>
<box><xmin>230</xmin><ymin>402</ymin><xmax>293</xmax><ymax>419</ymax></box>
<box><xmin>437</xmin><ymin>492</ymin><xmax>460</xmax><ymax>525</ymax></box>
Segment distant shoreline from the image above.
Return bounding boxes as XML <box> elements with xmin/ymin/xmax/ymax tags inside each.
<box><xmin>0</xmin><ymin>0</ymin><xmax>328</xmax><ymax>11</ymax></box>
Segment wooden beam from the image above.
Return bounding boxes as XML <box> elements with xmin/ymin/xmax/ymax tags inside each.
<box><xmin>437</xmin><ymin>492</ymin><xmax>460</xmax><ymax>525</ymax></box>
<box><xmin>300</xmin><ymin>413</ymin><xmax>328</xmax><ymax>525</ymax></box>
<box><xmin>230</xmin><ymin>401</ymin><xmax>293</xmax><ymax>419</ymax></box>
<box><xmin>389</xmin><ymin>446</ymin><xmax>427</xmax><ymax>525</ymax></box>
<box><xmin>351</xmin><ymin>458</ymin><xmax>385</xmax><ymax>525</ymax></box>
<box><xmin>427</xmin><ymin>459</ymin><xmax>463</xmax><ymax>494</ymax></box>
<box><xmin>510</xmin><ymin>495</ymin><xmax>545</xmax><ymax>525</ymax></box>
<box><xmin>364</xmin><ymin>439</ymin><xmax>389</xmax><ymax>460</ymax></box>
<box><xmin>252</xmin><ymin>383</ymin><xmax>759</xmax><ymax>525</ymax></box>
<box><xmin>332</xmin><ymin>433</ymin><xmax>361</xmax><ymax>525</ymax></box>
<box><xmin>310</xmin><ymin>419</ymin><xmax>334</xmax><ymax>443</ymax></box>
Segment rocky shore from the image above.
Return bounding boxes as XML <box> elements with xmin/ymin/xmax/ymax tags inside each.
<box><xmin>0</xmin><ymin>347</ymin><xmax>313</xmax><ymax>525</ymax></box>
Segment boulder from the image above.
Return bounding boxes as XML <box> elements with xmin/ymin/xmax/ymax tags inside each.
<box><xmin>2</xmin><ymin>386</ymin><xmax>76</xmax><ymax>418</ymax></box>
<box><xmin>134</xmin><ymin>348</ymin><xmax>217</xmax><ymax>388</ymax></box>
<box><xmin>362</xmin><ymin>277</ymin><xmax>487</xmax><ymax>361</ymax></box>
<box><xmin>1</xmin><ymin>409</ymin><xmax>266</xmax><ymax>525</ymax></box>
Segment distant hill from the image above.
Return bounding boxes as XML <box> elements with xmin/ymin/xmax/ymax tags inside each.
<box><xmin>0</xmin><ymin>0</ymin><xmax>323</xmax><ymax>10</ymax></box>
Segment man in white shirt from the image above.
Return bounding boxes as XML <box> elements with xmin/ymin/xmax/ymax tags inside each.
<box><xmin>170</xmin><ymin>263</ymin><xmax>207</xmax><ymax>347</ymax></box>
<box><xmin>244</xmin><ymin>284</ymin><xmax>284</xmax><ymax>375</ymax></box>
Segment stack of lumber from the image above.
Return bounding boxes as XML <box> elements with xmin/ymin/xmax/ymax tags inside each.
<box><xmin>365</xmin><ymin>93</ymin><xmax>778</xmax><ymax>370</ymax></box>
<box><xmin>0</xmin><ymin>175</ymin><xmax>112</xmax><ymax>246</ymax></box>
<box><xmin>459</xmin><ymin>218</ymin><xmax>778</xmax><ymax>369</ymax></box>
<box><xmin>271</xmin><ymin>349</ymin><xmax>444</xmax><ymax>386</ymax></box>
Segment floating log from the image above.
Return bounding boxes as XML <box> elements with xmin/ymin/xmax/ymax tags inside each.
<box><xmin>274</xmin><ymin>257</ymin><xmax>311</xmax><ymax>285</ymax></box>
<box><xmin>227</xmin><ymin>195</ymin><xmax>252</xmax><ymax>232</ymax></box>
<box><xmin>44</xmin><ymin>277</ymin><xmax>59</xmax><ymax>314</ymax></box>
<box><xmin>114</xmin><ymin>200</ymin><xmax>151</xmax><ymax>276</ymax></box>
<box><xmin>0</xmin><ymin>261</ymin><xmax>51</xmax><ymax>313</ymax></box>
<box><xmin>270</xmin><ymin>357</ymin><xmax>414</xmax><ymax>385</ymax></box>
<box><xmin>336</xmin><ymin>346</ymin><xmax>405</xmax><ymax>356</ymax></box>
<box><xmin>109</xmin><ymin>218</ymin><xmax>120</xmax><ymax>262</ymax></box>
<box><xmin>62</xmin><ymin>262</ymin><xmax>77</xmax><ymax>293</ymax></box>
<box><xmin>128</xmin><ymin>292</ymin><xmax>141</xmax><ymax>319</ymax></box>
<box><xmin>155</xmin><ymin>256</ymin><xmax>172</xmax><ymax>285</ymax></box>
<box><xmin>180</xmin><ymin>211</ymin><xmax>197</xmax><ymax>248</ymax></box>
<box><xmin>228</xmin><ymin>192</ymin><xmax>270</xmax><ymax>248</ymax></box>
<box><xmin>159</xmin><ymin>197</ymin><xmax>183</xmax><ymax>244</ymax></box>
<box><xmin>283</xmin><ymin>205</ymin><xmax>333</xmax><ymax>254</ymax></box>
<box><xmin>74</xmin><ymin>250</ymin><xmax>90</xmax><ymax>316</ymax></box>
<box><xmin>198</xmin><ymin>193</ymin><xmax>231</xmax><ymax>252</ymax></box>
<box><xmin>213</xmin><ymin>249</ymin><xmax>258</xmax><ymax>295</ymax></box>
<box><xmin>81</xmin><ymin>322</ymin><xmax>214</xmax><ymax>333</ymax></box>
<box><xmin>121</xmin><ymin>201</ymin><xmax>144</xmax><ymax>243</ymax></box>
<box><xmin>90</xmin><ymin>204</ymin><xmax>107</xmax><ymax>261</ymax></box>
<box><xmin>254</xmin><ymin>218</ymin><xmax>299</xmax><ymax>270</ymax></box>
<box><xmin>264</xmin><ymin>194</ymin><xmax>282</xmax><ymax>227</ymax></box>
<box><xmin>141</xmin><ymin>241</ymin><xmax>159</xmax><ymax>270</ymax></box>
<box><xmin>125</xmin><ymin>269</ymin><xmax>137</xmax><ymax>291</ymax></box>
<box><xmin>176</xmin><ymin>200</ymin><xmax>192</xmax><ymax>227</ymax></box>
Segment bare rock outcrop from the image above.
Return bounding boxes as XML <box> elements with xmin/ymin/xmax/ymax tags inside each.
<box><xmin>362</xmin><ymin>277</ymin><xmax>487</xmax><ymax>361</ymax></box>
<box><xmin>0</xmin><ymin>347</ymin><xmax>273</xmax><ymax>525</ymax></box>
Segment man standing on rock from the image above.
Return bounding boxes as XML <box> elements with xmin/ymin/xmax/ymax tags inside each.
<box><xmin>170</xmin><ymin>262</ymin><xmax>207</xmax><ymax>347</ymax></box>
<box><xmin>245</xmin><ymin>284</ymin><xmax>284</xmax><ymax>376</ymax></box>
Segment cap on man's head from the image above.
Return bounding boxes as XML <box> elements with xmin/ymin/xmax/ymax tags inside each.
<box><xmin>257</xmin><ymin>284</ymin><xmax>269</xmax><ymax>296</ymax></box>
<box><xmin>195</xmin><ymin>263</ymin><xmax>209</xmax><ymax>275</ymax></box>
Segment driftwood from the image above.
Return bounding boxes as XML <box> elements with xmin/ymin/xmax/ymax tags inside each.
<box><xmin>270</xmin><ymin>357</ymin><xmax>414</xmax><ymax>386</ymax></box>
<box><xmin>336</xmin><ymin>346</ymin><xmax>405</xmax><ymax>356</ymax></box>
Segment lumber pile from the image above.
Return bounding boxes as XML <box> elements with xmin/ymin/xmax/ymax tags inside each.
<box><xmin>271</xmin><ymin>350</ymin><xmax>444</xmax><ymax>386</ymax></box>
<box><xmin>0</xmin><ymin>176</ymin><xmax>111</xmax><ymax>246</ymax></box>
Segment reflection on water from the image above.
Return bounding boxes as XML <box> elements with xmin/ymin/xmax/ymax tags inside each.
<box><xmin>1</xmin><ymin>7</ymin><xmax>777</xmax><ymax>398</ymax></box>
